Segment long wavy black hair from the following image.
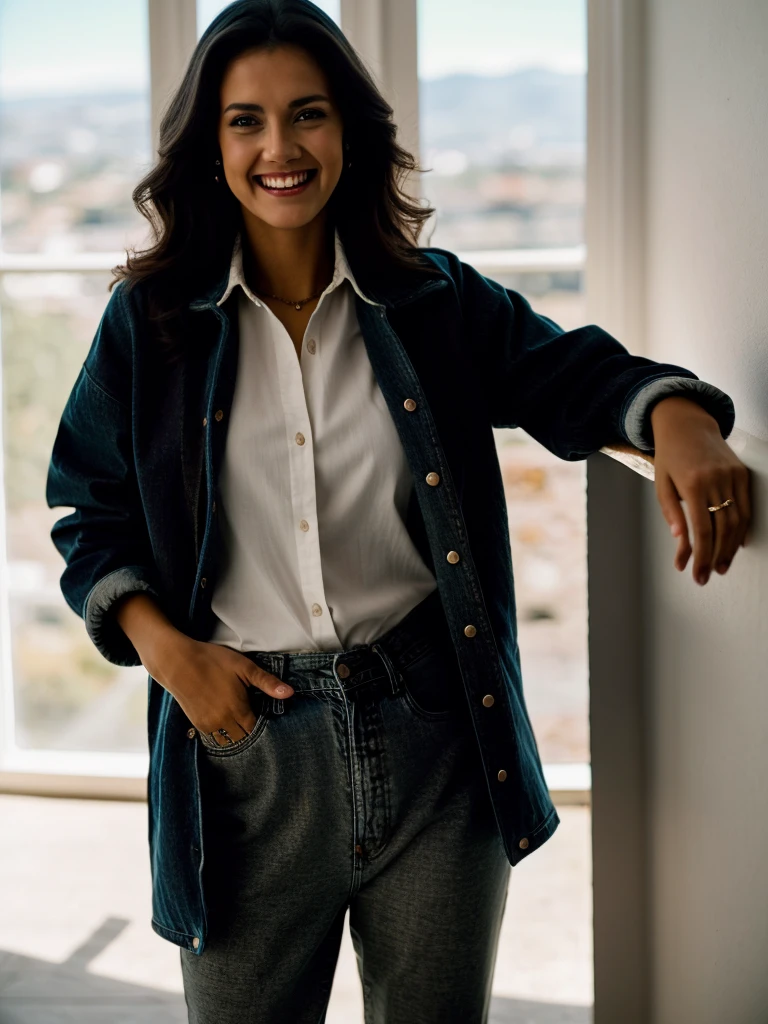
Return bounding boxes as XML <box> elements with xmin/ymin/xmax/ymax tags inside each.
<box><xmin>110</xmin><ymin>0</ymin><xmax>439</xmax><ymax>364</ymax></box>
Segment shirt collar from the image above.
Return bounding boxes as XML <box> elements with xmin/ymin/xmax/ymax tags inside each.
<box><xmin>215</xmin><ymin>227</ymin><xmax>379</xmax><ymax>308</ymax></box>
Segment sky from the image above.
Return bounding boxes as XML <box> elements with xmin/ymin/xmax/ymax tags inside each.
<box><xmin>0</xmin><ymin>0</ymin><xmax>585</xmax><ymax>99</ymax></box>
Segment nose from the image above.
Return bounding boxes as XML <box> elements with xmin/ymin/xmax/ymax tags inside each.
<box><xmin>260</xmin><ymin>119</ymin><xmax>303</xmax><ymax>166</ymax></box>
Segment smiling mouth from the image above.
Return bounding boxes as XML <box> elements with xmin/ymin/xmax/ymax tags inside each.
<box><xmin>254</xmin><ymin>168</ymin><xmax>318</xmax><ymax>191</ymax></box>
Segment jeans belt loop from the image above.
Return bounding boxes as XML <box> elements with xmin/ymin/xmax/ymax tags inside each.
<box><xmin>271</xmin><ymin>653</ymin><xmax>287</xmax><ymax>714</ymax></box>
<box><xmin>371</xmin><ymin>643</ymin><xmax>403</xmax><ymax>697</ymax></box>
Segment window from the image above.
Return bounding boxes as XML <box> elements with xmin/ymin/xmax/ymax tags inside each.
<box><xmin>0</xmin><ymin>0</ymin><xmax>152</xmax><ymax>761</ymax></box>
<box><xmin>418</xmin><ymin>0</ymin><xmax>589</xmax><ymax>767</ymax></box>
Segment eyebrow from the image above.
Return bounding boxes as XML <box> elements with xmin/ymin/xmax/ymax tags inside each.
<box><xmin>222</xmin><ymin>94</ymin><xmax>331</xmax><ymax>115</ymax></box>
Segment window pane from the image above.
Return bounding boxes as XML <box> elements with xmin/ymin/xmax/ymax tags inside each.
<box><xmin>0</xmin><ymin>1</ymin><xmax>152</xmax><ymax>755</ymax></box>
<box><xmin>1</xmin><ymin>273</ymin><xmax>149</xmax><ymax>753</ymax></box>
<box><xmin>198</xmin><ymin>0</ymin><xmax>340</xmax><ymax>37</ymax></box>
<box><xmin>0</xmin><ymin>0</ymin><xmax>151</xmax><ymax>255</ymax></box>
<box><xmin>418</xmin><ymin>0</ymin><xmax>590</xmax><ymax>768</ymax></box>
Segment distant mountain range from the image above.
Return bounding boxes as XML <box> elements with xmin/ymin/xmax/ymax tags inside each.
<box><xmin>0</xmin><ymin>67</ymin><xmax>585</xmax><ymax>174</ymax></box>
<box><xmin>419</xmin><ymin>67</ymin><xmax>585</xmax><ymax>166</ymax></box>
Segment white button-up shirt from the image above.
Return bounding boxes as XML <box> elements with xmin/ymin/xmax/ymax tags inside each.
<box><xmin>208</xmin><ymin>228</ymin><xmax>438</xmax><ymax>653</ymax></box>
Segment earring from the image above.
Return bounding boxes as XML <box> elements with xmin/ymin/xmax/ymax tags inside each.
<box><xmin>214</xmin><ymin>157</ymin><xmax>221</xmax><ymax>184</ymax></box>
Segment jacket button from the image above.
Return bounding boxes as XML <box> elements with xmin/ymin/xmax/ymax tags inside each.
<box><xmin>187</xmin><ymin>727</ymin><xmax>196</xmax><ymax>738</ymax></box>
<box><xmin>214</xmin><ymin>409</ymin><xmax>224</xmax><ymax>421</ymax></box>
<box><xmin>200</xmin><ymin>578</ymin><xmax>207</xmax><ymax>588</ymax></box>
<box><xmin>336</xmin><ymin>663</ymin><xmax>350</xmax><ymax>678</ymax></box>
<box><xmin>482</xmin><ymin>694</ymin><xmax>495</xmax><ymax>707</ymax></box>
<box><xmin>497</xmin><ymin>769</ymin><xmax>507</xmax><ymax>782</ymax></box>
<box><xmin>447</xmin><ymin>550</ymin><xmax>460</xmax><ymax>563</ymax></box>
<box><xmin>519</xmin><ymin>837</ymin><xmax>529</xmax><ymax>849</ymax></box>
<box><xmin>426</xmin><ymin>472</ymin><xmax>440</xmax><ymax>486</ymax></box>
<box><xmin>404</xmin><ymin>398</ymin><xmax>417</xmax><ymax>411</ymax></box>
<box><xmin>202</xmin><ymin>416</ymin><xmax>208</xmax><ymax>427</ymax></box>
<box><xmin>192</xmin><ymin>937</ymin><xmax>200</xmax><ymax>949</ymax></box>
<box><xmin>296</xmin><ymin>432</ymin><xmax>306</xmax><ymax>445</ymax></box>
<box><xmin>464</xmin><ymin>624</ymin><xmax>477</xmax><ymax>637</ymax></box>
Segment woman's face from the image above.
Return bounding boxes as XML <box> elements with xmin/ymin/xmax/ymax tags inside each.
<box><xmin>217</xmin><ymin>44</ymin><xmax>344</xmax><ymax>231</ymax></box>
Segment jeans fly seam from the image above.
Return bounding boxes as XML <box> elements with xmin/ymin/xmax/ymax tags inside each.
<box><xmin>341</xmin><ymin>686</ymin><xmax>363</xmax><ymax>900</ymax></box>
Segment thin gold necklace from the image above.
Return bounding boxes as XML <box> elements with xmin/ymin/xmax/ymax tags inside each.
<box><xmin>253</xmin><ymin>285</ymin><xmax>325</xmax><ymax>311</ymax></box>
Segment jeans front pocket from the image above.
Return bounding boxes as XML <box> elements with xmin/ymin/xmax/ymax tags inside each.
<box><xmin>397</xmin><ymin>638</ymin><xmax>464</xmax><ymax>722</ymax></box>
<box><xmin>198</xmin><ymin>688</ymin><xmax>270</xmax><ymax>757</ymax></box>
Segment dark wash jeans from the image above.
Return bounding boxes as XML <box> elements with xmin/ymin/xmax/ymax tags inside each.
<box><xmin>180</xmin><ymin>588</ymin><xmax>511</xmax><ymax>1024</ymax></box>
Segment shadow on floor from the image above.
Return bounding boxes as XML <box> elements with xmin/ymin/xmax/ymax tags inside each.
<box><xmin>0</xmin><ymin>917</ymin><xmax>591</xmax><ymax>1023</ymax></box>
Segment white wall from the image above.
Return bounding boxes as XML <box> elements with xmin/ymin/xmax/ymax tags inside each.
<box><xmin>643</xmin><ymin>0</ymin><xmax>768</xmax><ymax>1019</ymax></box>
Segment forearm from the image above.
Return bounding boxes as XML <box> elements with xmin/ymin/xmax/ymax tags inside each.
<box><xmin>114</xmin><ymin>592</ymin><xmax>191</xmax><ymax>682</ymax></box>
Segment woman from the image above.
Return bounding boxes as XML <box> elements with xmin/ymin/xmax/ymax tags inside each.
<box><xmin>45</xmin><ymin>1</ymin><xmax>750</xmax><ymax>1021</ymax></box>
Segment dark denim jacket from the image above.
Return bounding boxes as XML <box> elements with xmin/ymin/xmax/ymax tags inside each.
<box><xmin>45</xmin><ymin>246</ymin><xmax>735</xmax><ymax>955</ymax></box>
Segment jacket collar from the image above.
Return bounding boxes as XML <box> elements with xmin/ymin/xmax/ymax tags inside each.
<box><xmin>188</xmin><ymin>228</ymin><xmax>449</xmax><ymax>313</ymax></box>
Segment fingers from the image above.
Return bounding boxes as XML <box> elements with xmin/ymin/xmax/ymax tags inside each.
<box><xmin>658</xmin><ymin>457</ymin><xmax>751</xmax><ymax>586</ymax></box>
<box><xmin>710</xmin><ymin>493</ymin><xmax>740</xmax><ymax>573</ymax></box>
<box><xmin>734</xmin><ymin>464</ymin><xmax>753</xmax><ymax>549</ymax></box>
<box><xmin>208</xmin><ymin>667</ymin><xmax>294</xmax><ymax>746</ymax></box>
<box><xmin>656</xmin><ymin>471</ymin><xmax>692</xmax><ymax>571</ymax></box>
<box><xmin>679</xmin><ymin>467</ymin><xmax>750</xmax><ymax>584</ymax></box>
<box><xmin>248</xmin><ymin>665</ymin><xmax>294</xmax><ymax>699</ymax></box>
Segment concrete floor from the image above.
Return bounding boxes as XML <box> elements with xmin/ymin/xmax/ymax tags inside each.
<box><xmin>0</xmin><ymin>795</ymin><xmax>593</xmax><ymax>1022</ymax></box>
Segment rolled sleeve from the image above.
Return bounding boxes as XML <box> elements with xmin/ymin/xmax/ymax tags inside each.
<box><xmin>83</xmin><ymin>566</ymin><xmax>162</xmax><ymax>668</ymax></box>
<box><xmin>623</xmin><ymin>376</ymin><xmax>736</xmax><ymax>452</ymax></box>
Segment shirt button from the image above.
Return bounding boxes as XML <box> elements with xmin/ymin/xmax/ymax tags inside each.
<box><xmin>212</xmin><ymin>501</ymin><xmax>217</xmax><ymax>513</ymax></box>
<box><xmin>426</xmin><ymin>472</ymin><xmax>440</xmax><ymax>486</ymax></box>
<box><xmin>519</xmin><ymin>837</ymin><xmax>529</xmax><ymax>849</ymax></box>
<box><xmin>311</xmin><ymin>603</ymin><xmax>323</xmax><ymax>616</ymax></box>
<box><xmin>446</xmin><ymin>550</ymin><xmax>460</xmax><ymax>563</ymax></box>
<box><xmin>497</xmin><ymin>769</ymin><xmax>508</xmax><ymax>782</ymax></box>
<box><xmin>200</xmin><ymin>578</ymin><xmax>207</xmax><ymax>588</ymax></box>
<box><xmin>192</xmin><ymin>937</ymin><xmax>200</xmax><ymax>949</ymax></box>
<box><xmin>187</xmin><ymin>728</ymin><xmax>196</xmax><ymax>738</ymax></box>
<box><xmin>482</xmin><ymin>694</ymin><xmax>495</xmax><ymax>707</ymax></box>
<box><xmin>336</xmin><ymin>663</ymin><xmax>350</xmax><ymax>678</ymax></box>
<box><xmin>464</xmin><ymin>624</ymin><xmax>477</xmax><ymax>637</ymax></box>
<box><xmin>296</xmin><ymin>432</ymin><xmax>306</xmax><ymax>445</ymax></box>
<box><xmin>214</xmin><ymin>409</ymin><xmax>224</xmax><ymax>422</ymax></box>
<box><xmin>307</xmin><ymin>338</ymin><xmax>317</xmax><ymax>354</ymax></box>
<box><xmin>299</xmin><ymin>519</ymin><xmax>309</xmax><ymax>531</ymax></box>
<box><xmin>202</xmin><ymin>416</ymin><xmax>208</xmax><ymax>427</ymax></box>
<box><xmin>404</xmin><ymin>398</ymin><xmax>417</xmax><ymax>411</ymax></box>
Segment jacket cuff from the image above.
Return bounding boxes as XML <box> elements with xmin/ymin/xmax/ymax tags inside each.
<box><xmin>623</xmin><ymin>376</ymin><xmax>736</xmax><ymax>452</ymax></box>
<box><xmin>83</xmin><ymin>565</ymin><xmax>162</xmax><ymax>667</ymax></box>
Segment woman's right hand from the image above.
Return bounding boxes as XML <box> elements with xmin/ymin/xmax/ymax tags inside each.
<box><xmin>151</xmin><ymin>635</ymin><xmax>294</xmax><ymax>746</ymax></box>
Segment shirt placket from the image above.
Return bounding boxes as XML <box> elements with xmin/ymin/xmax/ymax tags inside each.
<box><xmin>269</xmin><ymin>305</ymin><xmax>342</xmax><ymax>648</ymax></box>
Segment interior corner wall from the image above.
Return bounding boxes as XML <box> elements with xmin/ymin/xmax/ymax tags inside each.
<box><xmin>643</xmin><ymin>1</ymin><xmax>768</xmax><ymax>1020</ymax></box>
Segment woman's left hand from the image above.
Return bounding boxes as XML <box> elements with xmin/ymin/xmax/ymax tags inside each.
<box><xmin>650</xmin><ymin>396</ymin><xmax>752</xmax><ymax>585</ymax></box>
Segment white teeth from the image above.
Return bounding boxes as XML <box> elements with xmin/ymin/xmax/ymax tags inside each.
<box><xmin>260</xmin><ymin>171</ymin><xmax>310</xmax><ymax>189</ymax></box>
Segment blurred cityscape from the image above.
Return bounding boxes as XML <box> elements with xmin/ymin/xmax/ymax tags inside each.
<box><xmin>0</xmin><ymin>68</ymin><xmax>588</xmax><ymax>764</ymax></box>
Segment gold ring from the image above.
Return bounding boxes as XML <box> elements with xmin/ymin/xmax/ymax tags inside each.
<box><xmin>708</xmin><ymin>497</ymin><xmax>735</xmax><ymax>513</ymax></box>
